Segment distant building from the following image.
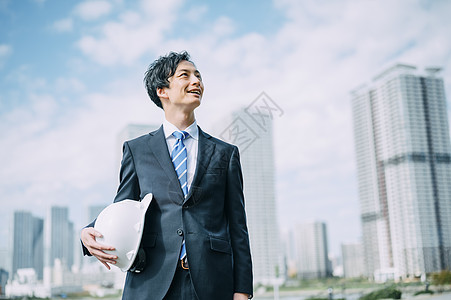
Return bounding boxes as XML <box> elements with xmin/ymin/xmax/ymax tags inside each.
<box><xmin>351</xmin><ymin>64</ymin><xmax>451</xmax><ymax>279</ymax></box>
<box><xmin>0</xmin><ymin>268</ymin><xmax>8</xmax><ymax>295</ymax></box>
<box><xmin>213</xmin><ymin>108</ymin><xmax>283</xmax><ymax>284</ymax></box>
<box><xmin>341</xmin><ymin>242</ymin><xmax>365</xmax><ymax>278</ymax></box>
<box><xmin>294</xmin><ymin>221</ymin><xmax>332</xmax><ymax>279</ymax></box>
<box><xmin>0</xmin><ymin>248</ymin><xmax>10</xmax><ymax>275</ymax></box>
<box><xmin>12</xmin><ymin>211</ymin><xmax>44</xmax><ymax>280</ymax></box>
<box><xmin>45</xmin><ymin>207</ymin><xmax>74</xmax><ymax>271</ymax></box>
<box><xmin>282</xmin><ymin>230</ymin><xmax>298</xmax><ymax>278</ymax></box>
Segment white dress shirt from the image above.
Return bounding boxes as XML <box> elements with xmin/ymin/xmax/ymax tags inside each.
<box><xmin>163</xmin><ymin>119</ymin><xmax>199</xmax><ymax>194</ymax></box>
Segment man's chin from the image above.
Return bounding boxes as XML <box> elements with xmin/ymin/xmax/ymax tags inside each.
<box><xmin>190</xmin><ymin>98</ymin><xmax>201</xmax><ymax>108</ymax></box>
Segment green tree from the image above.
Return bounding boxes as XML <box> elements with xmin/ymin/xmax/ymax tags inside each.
<box><xmin>358</xmin><ymin>286</ymin><xmax>401</xmax><ymax>300</ymax></box>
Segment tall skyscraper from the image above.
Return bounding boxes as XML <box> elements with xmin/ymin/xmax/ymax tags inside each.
<box><xmin>351</xmin><ymin>64</ymin><xmax>451</xmax><ymax>279</ymax></box>
<box><xmin>341</xmin><ymin>242</ymin><xmax>365</xmax><ymax>278</ymax></box>
<box><xmin>12</xmin><ymin>211</ymin><xmax>44</xmax><ymax>280</ymax></box>
<box><xmin>213</xmin><ymin>108</ymin><xmax>282</xmax><ymax>284</ymax></box>
<box><xmin>45</xmin><ymin>207</ymin><xmax>74</xmax><ymax>270</ymax></box>
<box><xmin>294</xmin><ymin>221</ymin><xmax>332</xmax><ymax>279</ymax></box>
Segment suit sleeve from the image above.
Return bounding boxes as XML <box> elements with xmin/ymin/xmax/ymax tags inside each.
<box><xmin>225</xmin><ymin>146</ymin><xmax>253</xmax><ymax>297</ymax></box>
<box><xmin>81</xmin><ymin>141</ymin><xmax>141</xmax><ymax>256</ymax></box>
<box><xmin>113</xmin><ymin>141</ymin><xmax>141</xmax><ymax>203</ymax></box>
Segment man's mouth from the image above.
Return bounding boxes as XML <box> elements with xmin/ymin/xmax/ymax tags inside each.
<box><xmin>187</xmin><ymin>89</ymin><xmax>201</xmax><ymax>96</ymax></box>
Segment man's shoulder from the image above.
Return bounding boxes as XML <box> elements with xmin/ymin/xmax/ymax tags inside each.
<box><xmin>125</xmin><ymin>127</ymin><xmax>162</xmax><ymax>147</ymax></box>
<box><xmin>200</xmin><ymin>128</ymin><xmax>237</xmax><ymax>151</ymax></box>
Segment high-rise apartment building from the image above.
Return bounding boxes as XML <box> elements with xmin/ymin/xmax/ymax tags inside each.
<box><xmin>12</xmin><ymin>211</ymin><xmax>44</xmax><ymax>280</ymax></box>
<box><xmin>45</xmin><ymin>207</ymin><xmax>74</xmax><ymax>270</ymax></box>
<box><xmin>294</xmin><ymin>221</ymin><xmax>332</xmax><ymax>279</ymax></box>
<box><xmin>351</xmin><ymin>64</ymin><xmax>451</xmax><ymax>279</ymax></box>
<box><xmin>341</xmin><ymin>242</ymin><xmax>365</xmax><ymax>278</ymax></box>
<box><xmin>214</xmin><ymin>108</ymin><xmax>282</xmax><ymax>284</ymax></box>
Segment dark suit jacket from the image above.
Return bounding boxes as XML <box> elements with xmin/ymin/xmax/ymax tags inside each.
<box><xmin>84</xmin><ymin>126</ymin><xmax>253</xmax><ymax>300</ymax></box>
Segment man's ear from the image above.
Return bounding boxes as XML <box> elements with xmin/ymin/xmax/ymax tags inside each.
<box><xmin>157</xmin><ymin>87</ymin><xmax>169</xmax><ymax>100</ymax></box>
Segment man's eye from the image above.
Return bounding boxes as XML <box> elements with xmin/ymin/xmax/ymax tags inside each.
<box><xmin>180</xmin><ymin>73</ymin><xmax>188</xmax><ymax>77</ymax></box>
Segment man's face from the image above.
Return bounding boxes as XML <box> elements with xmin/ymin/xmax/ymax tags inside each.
<box><xmin>160</xmin><ymin>60</ymin><xmax>204</xmax><ymax>111</ymax></box>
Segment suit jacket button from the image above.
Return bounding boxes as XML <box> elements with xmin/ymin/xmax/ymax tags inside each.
<box><xmin>177</xmin><ymin>229</ymin><xmax>183</xmax><ymax>236</ymax></box>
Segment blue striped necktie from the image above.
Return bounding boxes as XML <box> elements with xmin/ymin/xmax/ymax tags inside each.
<box><xmin>171</xmin><ymin>131</ymin><xmax>188</xmax><ymax>261</ymax></box>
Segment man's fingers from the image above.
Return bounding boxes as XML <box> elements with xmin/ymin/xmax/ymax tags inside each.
<box><xmin>99</xmin><ymin>257</ymin><xmax>117</xmax><ymax>265</ymax></box>
<box><xmin>90</xmin><ymin>249</ymin><xmax>117</xmax><ymax>260</ymax></box>
<box><xmin>82</xmin><ymin>229</ymin><xmax>115</xmax><ymax>251</ymax></box>
<box><xmin>81</xmin><ymin>227</ymin><xmax>117</xmax><ymax>267</ymax></box>
<box><xmin>92</xmin><ymin>229</ymin><xmax>102</xmax><ymax>236</ymax></box>
<box><xmin>88</xmin><ymin>240</ymin><xmax>115</xmax><ymax>251</ymax></box>
<box><xmin>101</xmin><ymin>261</ymin><xmax>111</xmax><ymax>270</ymax></box>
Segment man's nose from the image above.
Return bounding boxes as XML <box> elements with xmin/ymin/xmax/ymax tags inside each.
<box><xmin>190</xmin><ymin>75</ymin><xmax>201</xmax><ymax>86</ymax></box>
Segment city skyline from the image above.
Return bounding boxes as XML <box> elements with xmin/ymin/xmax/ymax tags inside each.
<box><xmin>1</xmin><ymin>0</ymin><xmax>451</xmax><ymax>260</ymax></box>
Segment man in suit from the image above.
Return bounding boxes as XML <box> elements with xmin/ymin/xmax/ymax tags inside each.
<box><xmin>81</xmin><ymin>51</ymin><xmax>253</xmax><ymax>299</ymax></box>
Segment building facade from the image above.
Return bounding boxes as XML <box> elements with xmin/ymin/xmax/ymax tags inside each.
<box><xmin>294</xmin><ymin>221</ymin><xmax>332</xmax><ymax>279</ymax></box>
<box><xmin>45</xmin><ymin>207</ymin><xmax>74</xmax><ymax>270</ymax></box>
<box><xmin>341</xmin><ymin>242</ymin><xmax>365</xmax><ymax>278</ymax></box>
<box><xmin>12</xmin><ymin>211</ymin><xmax>44</xmax><ymax>280</ymax></box>
<box><xmin>351</xmin><ymin>64</ymin><xmax>451</xmax><ymax>279</ymax></box>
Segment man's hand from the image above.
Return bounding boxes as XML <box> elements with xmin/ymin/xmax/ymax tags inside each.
<box><xmin>233</xmin><ymin>293</ymin><xmax>249</xmax><ymax>300</ymax></box>
<box><xmin>80</xmin><ymin>227</ymin><xmax>117</xmax><ymax>270</ymax></box>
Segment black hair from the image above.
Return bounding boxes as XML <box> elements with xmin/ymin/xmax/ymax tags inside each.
<box><xmin>143</xmin><ymin>51</ymin><xmax>193</xmax><ymax>109</ymax></box>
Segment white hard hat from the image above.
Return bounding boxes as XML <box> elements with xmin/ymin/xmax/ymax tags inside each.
<box><xmin>94</xmin><ymin>193</ymin><xmax>153</xmax><ymax>271</ymax></box>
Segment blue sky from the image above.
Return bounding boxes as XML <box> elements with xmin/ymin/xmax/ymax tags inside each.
<box><xmin>1</xmin><ymin>0</ymin><xmax>450</xmax><ymax>260</ymax></box>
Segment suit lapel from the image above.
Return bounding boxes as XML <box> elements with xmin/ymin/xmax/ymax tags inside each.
<box><xmin>185</xmin><ymin>127</ymin><xmax>215</xmax><ymax>202</ymax></box>
<box><xmin>147</xmin><ymin>125</ymin><xmax>216</xmax><ymax>204</ymax></box>
<box><xmin>147</xmin><ymin>126</ymin><xmax>185</xmax><ymax>202</ymax></box>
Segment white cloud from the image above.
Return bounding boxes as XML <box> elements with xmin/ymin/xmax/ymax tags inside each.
<box><xmin>74</xmin><ymin>0</ymin><xmax>112</xmax><ymax>21</ymax></box>
<box><xmin>139</xmin><ymin>0</ymin><xmax>184</xmax><ymax>17</ymax></box>
<box><xmin>53</xmin><ymin>18</ymin><xmax>73</xmax><ymax>32</ymax></box>
<box><xmin>77</xmin><ymin>21</ymin><xmax>162</xmax><ymax>65</ymax></box>
<box><xmin>76</xmin><ymin>0</ymin><xmax>186</xmax><ymax>65</ymax></box>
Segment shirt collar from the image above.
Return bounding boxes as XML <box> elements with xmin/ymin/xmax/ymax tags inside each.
<box><xmin>163</xmin><ymin>119</ymin><xmax>199</xmax><ymax>140</ymax></box>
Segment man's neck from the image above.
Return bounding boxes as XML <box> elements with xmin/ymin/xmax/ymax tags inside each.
<box><xmin>164</xmin><ymin>111</ymin><xmax>196</xmax><ymax>131</ymax></box>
